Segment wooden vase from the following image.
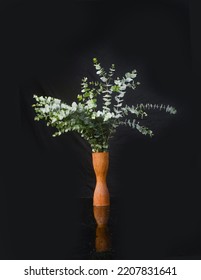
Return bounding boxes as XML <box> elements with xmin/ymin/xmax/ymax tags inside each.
<box><xmin>92</xmin><ymin>152</ymin><xmax>110</xmax><ymax>206</ymax></box>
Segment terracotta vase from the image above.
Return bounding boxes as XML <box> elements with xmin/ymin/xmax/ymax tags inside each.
<box><xmin>93</xmin><ymin>206</ymin><xmax>111</xmax><ymax>252</ymax></box>
<box><xmin>92</xmin><ymin>152</ymin><xmax>110</xmax><ymax>206</ymax></box>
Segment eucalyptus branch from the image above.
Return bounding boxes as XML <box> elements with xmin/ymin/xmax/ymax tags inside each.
<box><xmin>136</xmin><ymin>103</ymin><xmax>177</xmax><ymax>114</ymax></box>
<box><xmin>32</xmin><ymin>58</ymin><xmax>177</xmax><ymax>152</ymax></box>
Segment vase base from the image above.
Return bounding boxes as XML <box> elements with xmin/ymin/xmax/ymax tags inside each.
<box><xmin>93</xmin><ymin>201</ymin><xmax>110</xmax><ymax>207</ymax></box>
<box><xmin>93</xmin><ymin>185</ymin><xmax>110</xmax><ymax>206</ymax></box>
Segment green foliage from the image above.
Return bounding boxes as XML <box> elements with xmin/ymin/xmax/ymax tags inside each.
<box><xmin>32</xmin><ymin>58</ymin><xmax>177</xmax><ymax>152</ymax></box>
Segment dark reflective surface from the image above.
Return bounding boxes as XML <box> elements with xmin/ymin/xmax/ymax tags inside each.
<box><xmin>74</xmin><ymin>197</ymin><xmax>201</xmax><ymax>260</ymax></box>
<box><xmin>74</xmin><ymin>197</ymin><xmax>121</xmax><ymax>259</ymax></box>
<box><xmin>93</xmin><ymin>206</ymin><xmax>111</xmax><ymax>253</ymax></box>
<box><xmin>2</xmin><ymin>196</ymin><xmax>201</xmax><ymax>260</ymax></box>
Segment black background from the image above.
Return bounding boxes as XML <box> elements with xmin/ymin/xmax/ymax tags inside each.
<box><xmin>1</xmin><ymin>0</ymin><xmax>201</xmax><ymax>260</ymax></box>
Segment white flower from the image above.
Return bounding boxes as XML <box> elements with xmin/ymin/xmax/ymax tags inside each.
<box><xmin>61</xmin><ymin>103</ymin><xmax>68</xmax><ymax>109</ymax></box>
<box><xmin>58</xmin><ymin>110</ymin><xmax>65</xmax><ymax>120</ymax></box>
<box><xmin>71</xmin><ymin>102</ymin><xmax>77</xmax><ymax>111</ymax></box>
<box><xmin>77</xmin><ymin>103</ymin><xmax>84</xmax><ymax>111</ymax></box>
<box><xmin>38</xmin><ymin>96</ymin><xmax>45</xmax><ymax>102</ymax></box>
<box><xmin>40</xmin><ymin>108</ymin><xmax>45</xmax><ymax>113</ymax></box>
<box><xmin>44</xmin><ymin>104</ymin><xmax>50</xmax><ymax>113</ymax></box>
<box><xmin>54</xmin><ymin>98</ymin><xmax>61</xmax><ymax>104</ymax></box>
<box><xmin>51</xmin><ymin>117</ymin><xmax>57</xmax><ymax>123</ymax></box>
<box><xmin>51</xmin><ymin>103</ymin><xmax>60</xmax><ymax>110</ymax></box>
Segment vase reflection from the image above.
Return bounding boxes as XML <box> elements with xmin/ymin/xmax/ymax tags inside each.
<box><xmin>93</xmin><ymin>206</ymin><xmax>111</xmax><ymax>253</ymax></box>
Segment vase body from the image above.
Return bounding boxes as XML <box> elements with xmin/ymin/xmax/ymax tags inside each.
<box><xmin>92</xmin><ymin>152</ymin><xmax>110</xmax><ymax>206</ymax></box>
